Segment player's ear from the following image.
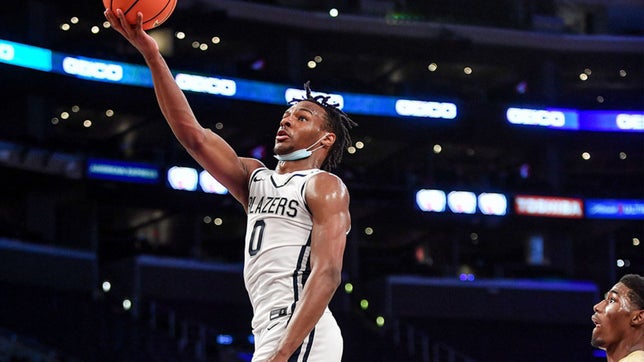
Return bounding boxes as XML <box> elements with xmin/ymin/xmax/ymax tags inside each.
<box><xmin>632</xmin><ymin>309</ymin><xmax>644</xmax><ymax>326</ymax></box>
<box><xmin>322</xmin><ymin>132</ymin><xmax>336</xmax><ymax>148</ymax></box>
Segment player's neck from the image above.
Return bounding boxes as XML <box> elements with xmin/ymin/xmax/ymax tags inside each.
<box><xmin>275</xmin><ymin>157</ymin><xmax>322</xmax><ymax>174</ymax></box>
<box><xmin>606</xmin><ymin>339</ymin><xmax>644</xmax><ymax>362</ymax></box>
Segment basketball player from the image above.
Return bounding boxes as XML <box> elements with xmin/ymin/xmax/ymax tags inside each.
<box><xmin>591</xmin><ymin>274</ymin><xmax>644</xmax><ymax>362</ymax></box>
<box><xmin>104</xmin><ymin>9</ymin><xmax>357</xmax><ymax>362</ymax></box>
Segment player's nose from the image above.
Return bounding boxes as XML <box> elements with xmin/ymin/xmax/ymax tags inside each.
<box><xmin>280</xmin><ymin>116</ymin><xmax>292</xmax><ymax>128</ymax></box>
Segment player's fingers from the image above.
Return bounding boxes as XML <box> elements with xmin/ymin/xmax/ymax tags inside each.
<box><xmin>104</xmin><ymin>9</ymin><xmax>117</xmax><ymax>27</ymax></box>
<box><xmin>137</xmin><ymin>11</ymin><xmax>144</xmax><ymax>27</ymax></box>
<box><xmin>105</xmin><ymin>9</ymin><xmax>128</xmax><ymax>35</ymax></box>
<box><xmin>113</xmin><ymin>8</ymin><xmax>136</xmax><ymax>35</ymax></box>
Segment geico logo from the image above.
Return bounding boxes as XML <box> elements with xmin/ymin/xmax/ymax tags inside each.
<box><xmin>175</xmin><ymin>73</ymin><xmax>236</xmax><ymax>96</ymax></box>
<box><xmin>395</xmin><ymin>100</ymin><xmax>457</xmax><ymax>119</ymax></box>
<box><xmin>62</xmin><ymin>57</ymin><xmax>123</xmax><ymax>81</ymax></box>
<box><xmin>284</xmin><ymin>88</ymin><xmax>344</xmax><ymax>109</ymax></box>
<box><xmin>506</xmin><ymin>108</ymin><xmax>565</xmax><ymax>127</ymax></box>
<box><xmin>0</xmin><ymin>43</ymin><xmax>15</xmax><ymax>61</ymax></box>
<box><xmin>616</xmin><ymin>114</ymin><xmax>644</xmax><ymax>130</ymax></box>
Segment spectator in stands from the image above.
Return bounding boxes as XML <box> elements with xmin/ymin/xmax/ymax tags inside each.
<box><xmin>104</xmin><ymin>9</ymin><xmax>357</xmax><ymax>362</ymax></box>
<box><xmin>592</xmin><ymin>273</ymin><xmax>644</xmax><ymax>362</ymax></box>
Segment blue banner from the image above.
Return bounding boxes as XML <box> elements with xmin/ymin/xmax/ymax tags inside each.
<box><xmin>87</xmin><ymin>158</ymin><xmax>159</xmax><ymax>184</ymax></box>
<box><xmin>585</xmin><ymin>199</ymin><xmax>644</xmax><ymax>219</ymax></box>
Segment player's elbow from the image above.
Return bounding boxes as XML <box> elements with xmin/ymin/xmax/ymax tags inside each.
<box><xmin>180</xmin><ymin>125</ymin><xmax>209</xmax><ymax>153</ymax></box>
<box><xmin>321</xmin><ymin>264</ymin><xmax>342</xmax><ymax>290</ymax></box>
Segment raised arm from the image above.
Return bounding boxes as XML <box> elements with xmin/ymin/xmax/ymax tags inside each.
<box><xmin>104</xmin><ymin>9</ymin><xmax>263</xmax><ymax>207</ymax></box>
<box><xmin>268</xmin><ymin>172</ymin><xmax>350</xmax><ymax>361</ymax></box>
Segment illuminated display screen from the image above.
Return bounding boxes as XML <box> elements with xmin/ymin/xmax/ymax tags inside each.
<box><xmin>416</xmin><ymin>189</ymin><xmax>507</xmax><ymax>216</ymax></box>
<box><xmin>0</xmin><ymin>38</ymin><xmax>458</xmax><ymax>120</ymax></box>
<box><xmin>507</xmin><ymin>107</ymin><xmax>644</xmax><ymax>133</ymax></box>
<box><xmin>478</xmin><ymin>193</ymin><xmax>508</xmax><ymax>216</ymax></box>
<box><xmin>198</xmin><ymin>170</ymin><xmax>229</xmax><ymax>195</ymax></box>
<box><xmin>167</xmin><ymin>166</ymin><xmax>229</xmax><ymax>194</ymax></box>
<box><xmin>514</xmin><ymin>195</ymin><xmax>584</xmax><ymax>219</ymax></box>
<box><xmin>167</xmin><ymin>166</ymin><xmax>199</xmax><ymax>191</ymax></box>
<box><xmin>2</xmin><ymin>37</ymin><xmax>643</xmax><ymax>130</ymax></box>
<box><xmin>585</xmin><ymin>199</ymin><xmax>644</xmax><ymax>219</ymax></box>
<box><xmin>447</xmin><ymin>191</ymin><xmax>477</xmax><ymax>214</ymax></box>
<box><xmin>0</xmin><ymin>39</ymin><xmax>52</xmax><ymax>71</ymax></box>
<box><xmin>87</xmin><ymin>158</ymin><xmax>159</xmax><ymax>183</ymax></box>
<box><xmin>415</xmin><ymin>189</ymin><xmax>447</xmax><ymax>212</ymax></box>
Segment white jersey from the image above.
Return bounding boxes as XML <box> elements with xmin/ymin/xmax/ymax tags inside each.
<box><xmin>243</xmin><ymin>167</ymin><xmax>342</xmax><ymax>361</ymax></box>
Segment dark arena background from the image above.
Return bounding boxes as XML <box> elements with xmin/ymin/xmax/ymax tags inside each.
<box><xmin>0</xmin><ymin>1</ymin><xmax>643</xmax><ymax>361</ymax></box>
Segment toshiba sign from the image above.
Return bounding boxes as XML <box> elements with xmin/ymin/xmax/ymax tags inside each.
<box><xmin>514</xmin><ymin>196</ymin><xmax>584</xmax><ymax>218</ymax></box>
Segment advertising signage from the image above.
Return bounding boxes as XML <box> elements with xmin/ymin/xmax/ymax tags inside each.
<box><xmin>416</xmin><ymin>189</ymin><xmax>507</xmax><ymax>216</ymax></box>
<box><xmin>506</xmin><ymin>107</ymin><xmax>644</xmax><ymax>133</ymax></box>
<box><xmin>87</xmin><ymin>158</ymin><xmax>159</xmax><ymax>184</ymax></box>
<box><xmin>585</xmin><ymin>199</ymin><xmax>644</xmax><ymax>220</ymax></box>
<box><xmin>0</xmin><ymin>38</ymin><xmax>458</xmax><ymax>121</ymax></box>
<box><xmin>514</xmin><ymin>195</ymin><xmax>584</xmax><ymax>218</ymax></box>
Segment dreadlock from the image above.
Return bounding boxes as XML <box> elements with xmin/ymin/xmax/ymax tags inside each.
<box><xmin>289</xmin><ymin>81</ymin><xmax>358</xmax><ymax>171</ymax></box>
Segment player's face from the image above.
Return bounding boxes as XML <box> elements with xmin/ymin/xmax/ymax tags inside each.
<box><xmin>591</xmin><ymin>282</ymin><xmax>635</xmax><ymax>350</ymax></box>
<box><xmin>274</xmin><ymin>101</ymin><xmax>329</xmax><ymax>154</ymax></box>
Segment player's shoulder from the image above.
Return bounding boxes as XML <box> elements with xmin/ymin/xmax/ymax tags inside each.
<box><xmin>308</xmin><ymin>170</ymin><xmax>348</xmax><ymax>192</ymax></box>
<box><xmin>240</xmin><ymin>157</ymin><xmax>267</xmax><ymax>176</ymax></box>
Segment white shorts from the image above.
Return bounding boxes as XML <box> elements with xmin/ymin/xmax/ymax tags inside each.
<box><xmin>252</xmin><ymin>310</ymin><xmax>343</xmax><ymax>362</ymax></box>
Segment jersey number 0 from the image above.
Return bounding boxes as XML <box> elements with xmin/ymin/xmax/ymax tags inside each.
<box><xmin>248</xmin><ymin>220</ymin><xmax>266</xmax><ymax>256</ymax></box>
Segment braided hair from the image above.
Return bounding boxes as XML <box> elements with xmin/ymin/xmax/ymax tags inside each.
<box><xmin>289</xmin><ymin>81</ymin><xmax>358</xmax><ymax>171</ymax></box>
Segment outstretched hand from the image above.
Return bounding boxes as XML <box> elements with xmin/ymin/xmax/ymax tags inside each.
<box><xmin>104</xmin><ymin>8</ymin><xmax>159</xmax><ymax>58</ymax></box>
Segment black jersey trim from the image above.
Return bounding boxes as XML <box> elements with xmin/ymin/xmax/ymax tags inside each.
<box><xmin>289</xmin><ymin>325</ymin><xmax>316</xmax><ymax>362</ymax></box>
<box><xmin>291</xmin><ymin>233</ymin><xmax>312</xmax><ymax>303</ymax></box>
<box><xmin>270</xmin><ymin>173</ymin><xmax>307</xmax><ymax>188</ymax></box>
<box><xmin>288</xmin><ymin>233</ymin><xmax>313</xmax><ymax>361</ymax></box>
<box><xmin>248</xmin><ymin>167</ymin><xmax>267</xmax><ymax>187</ymax></box>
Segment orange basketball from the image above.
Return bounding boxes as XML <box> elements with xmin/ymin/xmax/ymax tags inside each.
<box><xmin>103</xmin><ymin>0</ymin><xmax>177</xmax><ymax>30</ymax></box>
